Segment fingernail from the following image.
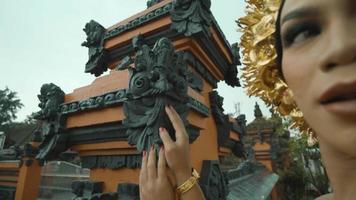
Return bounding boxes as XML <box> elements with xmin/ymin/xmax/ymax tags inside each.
<box><xmin>159</xmin><ymin>127</ymin><xmax>163</xmax><ymax>132</ymax></box>
<box><xmin>142</xmin><ymin>150</ymin><xmax>146</xmax><ymax>157</ymax></box>
<box><xmin>150</xmin><ymin>145</ymin><xmax>154</xmax><ymax>151</ymax></box>
<box><xmin>160</xmin><ymin>145</ymin><xmax>164</xmax><ymax>151</ymax></box>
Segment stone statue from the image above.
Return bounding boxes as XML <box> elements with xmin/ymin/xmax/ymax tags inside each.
<box><xmin>34</xmin><ymin>83</ymin><xmax>67</xmax><ymax>161</ymax></box>
<box><xmin>34</xmin><ymin>83</ymin><xmax>64</xmax><ymax>121</ymax></box>
<box><xmin>82</xmin><ymin>20</ymin><xmax>107</xmax><ymax>77</ymax></box>
<box><xmin>118</xmin><ymin>36</ymin><xmax>189</xmax><ymax>152</ymax></box>
<box><xmin>254</xmin><ymin>102</ymin><xmax>263</xmax><ymax>118</ymax></box>
<box><xmin>236</xmin><ymin>114</ymin><xmax>247</xmax><ymax>135</ymax></box>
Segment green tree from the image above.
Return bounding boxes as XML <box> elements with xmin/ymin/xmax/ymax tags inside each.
<box><xmin>0</xmin><ymin>87</ymin><xmax>23</xmax><ymax>127</ymax></box>
<box><xmin>268</xmin><ymin>114</ymin><xmax>330</xmax><ymax>199</ymax></box>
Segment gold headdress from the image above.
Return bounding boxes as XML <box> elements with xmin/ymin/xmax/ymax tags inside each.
<box><xmin>238</xmin><ymin>0</ymin><xmax>312</xmax><ymax>135</ymax></box>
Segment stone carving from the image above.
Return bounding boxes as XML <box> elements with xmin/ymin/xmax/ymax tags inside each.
<box><xmin>82</xmin><ymin>20</ymin><xmax>108</xmax><ymax>77</ymax></box>
<box><xmin>223</xmin><ymin>43</ymin><xmax>241</xmax><ymax>87</ymax></box>
<box><xmin>231</xmin><ymin>141</ymin><xmax>244</xmax><ymax>158</ymax></box>
<box><xmin>71</xmin><ymin>181</ymin><xmax>86</xmax><ymax>200</ymax></box>
<box><xmin>0</xmin><ymin>145</ymin><xmax>22</xmax><ymax>161</ymax></box>
<box><xmin>23</xmin><ymin>143</ymin><xmax>39</xmax><ymax>157</ymax></box>
<box><xmin>187</xmin><ymin>70</ymin><xmax>204</xmax><ymax>92</ymax></box>
<box><xmin>71</xmin><ymin>181</ymin><xmax>117</xmax><ymax>200</ymax></box>
<box><xmin>117</xmin><ymin>37</ymin><xmax>190</xmax><ymax>152</ymax></box>
<box><xmin>0</xmin><ymin>188</ymin><xmax>15</xmax><ymax>200</ymax></box>
<box><xmin>187</xmin><ymin>96</ymin><xmax>209</xmax><ymax>117</ymax></box>
<box><xmin>236</xmin><ymin>114</ymin><xmax>247</xmax><ymax>136</ymax></box>
<box><xmin>147</xmin><ymin>0</ymin><xmax>163</xmax><ymax>8</ymax></box>
<box><xmin>209</xmin><ymin>91</ymin><xmax>230</xmax><ymax>147</ymax></box>
<box><xmin>105</xmin><ymin>3</ymin><xmax>173</xmax><ymax>39</ymax></box>
<box><xmin>199</xmin><ymin>160</ymin><xmax>229</xmax><ymax>200</ymax></box>
<box><xmin>81</xmin><ymin>155</ymin><xmax>141</xmax><ymax>169</ymax></box>
<box><xmin>60</xmin><ymin>89</ymin><xmax>208</xmax><ymax>118</ymax></box>
<box><xmin>183</xmin><ymin>51</ymin><xmax>217</xmax><ymax>88</ymax></box>
<box><xmin>33</xmin><ymin>83</ymin><xmax>65</xmax><ymax>120</ymax></box>
<box><xmin>60</xmin><ymin>89</ymin><xmax>127</xmax><ymax>115</ymax></box>
<box><xmin>33</xmin><ymin>83</ymin><xmax>68</xmax><ymax>161</ymax></box>
<box><xmin>171</xmin><ymin>0</ymin><xmax>213</xmax><ymax>37</ymax></box>
<box><xmin>231</xmin><ymin>42</ymin><xmax>241</xmax><ymax>66</ymax></box>
<box><xmin>117</xmin><ymin>183</ymin><xmax>140</xmax><ymax>200</ymax></box>
<box><xmin>254</xmin><ymin>102</ymin><xmax>263</xmax><ymax>118</ymax></box>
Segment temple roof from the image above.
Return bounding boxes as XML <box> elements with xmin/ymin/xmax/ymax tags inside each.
<box><xmin>227</xmin><ymin>171</ymin><xmax>279</xmax><ymax>200</ymax></box>
<box><xmin>225</xmin><ymin>160</ymin><xmax>279</xmax><ymax>200</ymax></box>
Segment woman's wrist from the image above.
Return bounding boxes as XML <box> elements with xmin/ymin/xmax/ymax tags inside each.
<box><xmin>175</xmin><ymin>167</ymin><xmax>193</xmax><ymax>185</ymax></box>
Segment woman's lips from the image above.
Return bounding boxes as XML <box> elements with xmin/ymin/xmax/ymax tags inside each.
<box><xmin>319</xmin><ymin>81</ymin><xmax>356</xmax><ymax>115</ymax></box>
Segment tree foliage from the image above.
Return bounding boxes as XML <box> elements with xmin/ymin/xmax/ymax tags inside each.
<box><xmin>0</xmin><ymin>87</ymin><xmax>23</xmax><ymax>127</ymax></box>
<box><xmin>278</xmin><ymin>134</ymin><xmax>330</xmax><ymax>199</ymax></box>
<box><xmin>267</xmin><ymin>114</ymin><xmax>330</xmax><ymax>199</ymax></box>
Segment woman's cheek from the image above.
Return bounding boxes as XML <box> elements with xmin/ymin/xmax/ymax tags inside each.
<box><xmin>282</xmin><ymin>51</ymin><xmax>316</xmax><ymax>115</ymax></box>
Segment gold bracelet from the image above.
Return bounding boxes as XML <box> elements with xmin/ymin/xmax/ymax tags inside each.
<box><xmin>176</xmin><ymin>168</ymin><xmax>200</xmax><ymax>196</ymax></box>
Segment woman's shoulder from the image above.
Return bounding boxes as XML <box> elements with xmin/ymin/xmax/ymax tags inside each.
<box><xmin>315</xmin><ymin>193</ymin><xmax>333</xmax><ymax>200</ymax></box>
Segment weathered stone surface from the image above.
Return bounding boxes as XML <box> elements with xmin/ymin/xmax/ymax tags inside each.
<box><xmin>117</xmin><ymin>183</ymin><xmax>139</xmax><ymax>200</ymax></box>
<box><xmin>81</xmin><ymin>155</ymin><xmax>141</xmax><ymax>169</ymax></box>
<box><xmin>199</xmin><ymin>160</ymin><xmax>229</xmax><ymax>200</ymax></box>
<box><xmin>33</xmin><ymin>83</ymin><xmax>68</xmax><ymax>161</ymax></box>
<box><xmin>117</xmin><ymin>36</ymin><xmax>191</xmax><ymax>152</ymax></box>
<box><xmin>171</xmin><ymin>0</ymin><xmax>213</xmax><ymax>37</ymax></box>
<box><xmin>82</xmin><ymin>20</ymin><xmax>108</xmax><ymax>77</ymax></box>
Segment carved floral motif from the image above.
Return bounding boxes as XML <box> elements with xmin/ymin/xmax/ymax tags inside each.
<box><xmin>118</xmin><ymin>37</ymin><xmax>190</xmax><ymax>152</ymax></box>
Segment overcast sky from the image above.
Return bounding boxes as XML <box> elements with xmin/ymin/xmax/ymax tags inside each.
<box><xmin>0</xmin><ymin>0</ymin><xmax>271</xmax><ymax>124</ymax></box>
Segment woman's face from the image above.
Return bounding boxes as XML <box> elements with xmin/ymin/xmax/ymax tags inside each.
<box><xmin>280</xmin><ymin>0</ymin><xmax>356</xmax><ymax>155</ymax></box>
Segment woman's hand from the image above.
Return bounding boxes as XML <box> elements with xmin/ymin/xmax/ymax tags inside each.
<box><xmin>139</xmin><ymin>146</ymin><xmax>175</xmax><ymax>200</ymax></box>
<box><xmin>160</xmin><ymin>105</ymin><xmax>192</xmax><ymax>185</ymax></box>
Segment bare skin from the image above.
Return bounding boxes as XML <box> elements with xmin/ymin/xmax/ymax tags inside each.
<box><xmin>139</xmin><ymin>105</ymin><xmax>205</xmax><ymax>200</ymax></box>
<box><xmin>140</xmin><ymin>145</ymin><xmax>175</xmax><ymax>200</ymax></box>
<box><xmin>280</xmin><ymin>0</ymin><xmax>356</xmax><ymax>199</ymax></box>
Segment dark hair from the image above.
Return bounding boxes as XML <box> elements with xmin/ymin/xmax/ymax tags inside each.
<box><xmin>275</xmin><ymin>0</ymin><xmax>286</xmax><ymax>79</ymax></box>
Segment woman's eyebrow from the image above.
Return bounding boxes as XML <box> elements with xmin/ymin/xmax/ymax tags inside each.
<box><xmin>281</xmin><ymin>7</ymin><xmax>319</xmax><ymax>24</ymax></box>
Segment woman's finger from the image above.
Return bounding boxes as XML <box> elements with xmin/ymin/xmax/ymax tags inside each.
<box><xmin>147</xmin><ymin>146</ymin><xmax>157</xmax><ymax>180</ymax></box>
<box><xmin>139</xmin><ymin>151</ymin><xmax>148</xmax><ymax>184</ymax></box>
<box><xmin>166</xmin><ymin>105</ymin><xmax>188</xmax><ymax>144</ymax></box>
<box><xmin>157</xmin><ymin>146</ymin><xmax>167</xmax><ymax>179</ymax></box>
<box><xmin>159</xmin><ymin>127</ymin><xmax>173</xmax><ymax>146</ymax></box>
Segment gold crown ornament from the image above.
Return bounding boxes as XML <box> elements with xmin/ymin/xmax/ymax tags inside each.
<box><xmin>238</xmin><ymin>0</ymin><xmax>313</xmax><ymax>135</ymax></box>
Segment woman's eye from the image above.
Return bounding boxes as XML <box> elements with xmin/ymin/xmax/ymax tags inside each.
<box><xmin>283</xmin><ymin>23</ymin><xmax>321</xmax><ymax>47</ymax></box>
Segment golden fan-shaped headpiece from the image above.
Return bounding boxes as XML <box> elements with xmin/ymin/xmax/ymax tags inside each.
<box><xmin>238</xmin><ymin>0</ymin><xmax>312</xmax><ymax>135</ymax></box>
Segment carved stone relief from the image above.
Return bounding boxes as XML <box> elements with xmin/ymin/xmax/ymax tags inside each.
<box><xmin>171</xmin><ymin>0</ymin><xmax>213</xmax><ymax>37</ymax></box>
<box><xmin>117</xmin><ymin>36</ymin><xmax>191</xmax><ymax>153</ymax></box>
<box><xmin>199</xmin><ymin>160</ymin><xmax>229</xmax><ymax>200</ymax></box>
<box><xmin>82</xmin><ymin>20</ymin><xmax>108</xmax><ymax>77</ymax></box>
<box><xmin>33</xmin><ymin>83</ymin><xmax>68</xmax><ymax>161</ymax></box>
